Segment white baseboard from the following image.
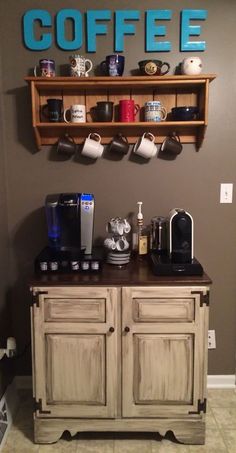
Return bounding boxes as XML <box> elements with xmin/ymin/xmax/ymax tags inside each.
<box><xmin>207</xmin><ymin>375</ymin><xmax>236</xmax><ymax>389</ymax></box>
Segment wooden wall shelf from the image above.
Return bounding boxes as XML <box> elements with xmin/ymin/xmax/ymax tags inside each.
<box><xmin>25</xmin><ymin>75</ymin><xmax>216</xmax><ymax>150</ymax></box>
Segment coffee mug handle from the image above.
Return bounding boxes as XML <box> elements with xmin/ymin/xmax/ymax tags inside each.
<box><xmin>41</xmin><ymin>104</ymin><xmax>49</xmax><ymax>119</ymax></box>
<box><xmin>63</xmin><ymin>108</ymin><xmax>71</xmax><ymax>123</ymax></box>
<box><xmin>89</xmin><ymin>132</ymin><xmax>101</xmax><ymax>142</ymax></box>
<box><xmin>172</xmin><ymin>133</ymin><xmax>180</xmax><ymax>142</ymax></box>
<box><xmin>100</xmin><ymin>61</ymin><xmax>107</xmax><ymax>74</ymax></box>
<box><xmin>145</xmin><ymin>132</ymin><xmax>155</xmax><ymax>142</ymax></box>
<box><xmin>161</xmin><ymin>107</ymin><xmax>167</xmax><ymax>121</ymax></box>
<box><xmin>160</xmin><ymin>62</ymin><xmax>170</xmax><ymax>75</ymax></box>
<box><xmin>85</xmin><ymin>59</ymin><xmax>93</xmax><ymax>77</ymax></box>
<box><xmin>65</xmin><ymin>133</ymin><xmax>75</xmax><ymax>143</ymax></box>
<box><xmin>134</xmin><ymin>104</ymin><xmax>140</xmax><ymax>116</ymax></box>
<box><xmin>34</xmin><ymin>65</ymin><xmax>38</xmax><ymax>77</ymax></box>
<box><xmin>117</xmin><ymin>133</ymin><xmax>128</xmax><ymax>143</ymax></box>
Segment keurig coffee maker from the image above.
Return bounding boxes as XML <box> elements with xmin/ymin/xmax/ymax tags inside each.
<box><xmin>35</xmin><ymin>193</ymin><xmax>103</xmax><ymax>273</ymax></box>
<box><xmin>150</xmin><ymin>208</ymin><xmax>203</xmax><ymax>276</ymax></box>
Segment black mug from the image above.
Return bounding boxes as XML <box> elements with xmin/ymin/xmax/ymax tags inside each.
<box><xmin>160</xmin><ymin>134</ymin><xmax>182</xmax><ymax>155</ymax></box>
<box><xmin>57</xmin><ymin>134</ymin><xmax>77</xmax><ymax>157</ymax></box>
<box><xmin>100</xmin><ymin>54</ymin><xmax>125</xmax><ymax>76</ymax></box>
<box><xmin>108</xmin><ymin>133</ymin><xmax>129</xmax><ymax>155</ymax></box>
<box><xmin>42</xmin><ymin>99</ymin><xmax>63</xmax><ymax>122</ymax></box>
<box><xmin>93</xmin><ymin>101</ymin><xmax>114</xmax><ymax>122</ymax></box>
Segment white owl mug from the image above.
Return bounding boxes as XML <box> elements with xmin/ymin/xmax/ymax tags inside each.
<box><xmin>181</xmin><ymin>57</ymin><xmax>203</xmax><ymax>76</ymax></box>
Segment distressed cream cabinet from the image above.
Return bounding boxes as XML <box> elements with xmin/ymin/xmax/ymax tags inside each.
<box><xmin>30</xmin><ymin>278</ymin><xmax>210</xmax><ymax>445</ymax></box>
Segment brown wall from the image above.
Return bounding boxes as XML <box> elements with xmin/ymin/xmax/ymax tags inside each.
<box><xmin>0</xmin><ymin>0</ymin><xmax>235</xmax><ymax>375</ymax></box>
<box><xmin>0</xmin><ymin>54</ymin><xmax>12</xmax><ymax>397</ymax></box>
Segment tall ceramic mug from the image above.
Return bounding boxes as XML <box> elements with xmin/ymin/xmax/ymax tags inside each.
<box><xmin>100</xmin><ymin>54</ymin><xmax>125</xmax><ymax>76</ymax></box>
<box><xmin>119</xmin><ymin>100</ymin><xmax>140</xmax><ymax>122</ymax></box>
<box><xmin>133</xmin><ymin>132</ymin><xmax>157</xmax><ymax>159</ymax></box>
<box><xmin>81</xmin><ymin>133</ymin><xmax>104</xmax><ymax>159</ymax></box>
<box><xmin>144</xmin><ymin>101</ymin><xmax>167</xmax><ymax>122</ymax></box>
<box><xmin>34</xmin><ymin>59</ymin><xmax>55</xmax><ymax>77</ymax></box>
<box><xmin>69</xmin><ymin>55</ymin><xmax>93</xmax><ymax>77</ymax></box>
<box><xmin>63</xmin><ymin>105</ymin><xmax>86</xmax><ymax>123</ymax></box>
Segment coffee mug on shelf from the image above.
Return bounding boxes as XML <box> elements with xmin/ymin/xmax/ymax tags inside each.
<box><xmin>133</xmin><ymin>132</ymin><xmax>157</xmax><ymax>159</ymax></box>
<box><xmin>42</xmin><ymin>99</ymin><xmax>63</xmax><ymax>122</ymax></box>
<box><xmin>160</xmin><ymin>134</ymin><xmax>183</xmax><ymax>155</ymax></box>
<box><xmin>34</xmin><ymin>59</ymin><xmax>55</xmax><ymax>77</ymax></box>
<box><xmin>63</xmin><ymin>104</ymin><xmax>86</xmax><ymax>123</ymax></box>
<box><xmin>100</xmin><ymin>54</ymin><xmax>125</xmax><ymax>76</ymax></box>
<box><xmin>69</xmin><ymin>55</ymin><xmax>93</xmax><ymax>77</ymax></box>
<box><xmin>81</xmin><ymin>133</ymin><xmax>104</xmax><ymax>159</ymax></box>
<box><xmin>57</xmin><ymin>134</ymin><xmax>77</xmax><ymax>157</ymax></box>
<box><xmin>107</xmin><ymin>133</ymin><xmax>129</xmax><ymax>155</ymax></box>
<box><xmin>138</xmin><ymin>59</ymin><xmax>170</xmax><ymax>76</ymax></box>
<box><xmin>171</xmin><ymin>106</ymin><xmax>199</xmax><ymax>121</ymax></box>
<box><xmin>93</xmin><ymin>101</ymin><xmax>114</xmax><ymax>122</ymax></box>
<box><xmin>144</xmin><ymin>101</ymin><xmax>167</xmax><ymax>122</ymax></box>
<box><xmin>119</xmin><ymin>100</ymin><xmax>140</xmax><ymax>122</ymax></box>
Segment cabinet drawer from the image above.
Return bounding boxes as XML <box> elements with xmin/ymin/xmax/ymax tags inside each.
<box><xmin>44</xmin><ymin>298</ymin><xmax>106</xmax><ymax>322</ymax></box>
<box><xmin>133</xmin><ymin>298</ymin><xmax>194</xmax><ymax>322</ymax></box>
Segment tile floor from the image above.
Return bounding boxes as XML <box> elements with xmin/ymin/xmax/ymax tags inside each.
<box><xmin>2</xmin><ymin>389</ymin><xmax>236</xmax><ymax>452</ymax></box>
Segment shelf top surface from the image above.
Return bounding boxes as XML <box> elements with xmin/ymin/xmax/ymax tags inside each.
<box><xmin>25</xmin><ymin>74</ymin><xmax>216</xmax><ymax>85</ymax></box>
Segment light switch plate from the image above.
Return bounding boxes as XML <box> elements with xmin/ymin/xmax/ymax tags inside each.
<box><xmin>220</xmin><ymin>183</ymin><xmax>233</xmax><ymax>203</ymax></box>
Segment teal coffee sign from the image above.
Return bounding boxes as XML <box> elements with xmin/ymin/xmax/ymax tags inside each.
<box><xmin>23</xmin><ymin>9</ymin><xmax>207</xmax><ymax>52</ymax></box>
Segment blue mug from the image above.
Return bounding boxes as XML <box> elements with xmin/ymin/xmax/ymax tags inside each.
<box><xmin>100</xmin><ymin>54</ymin><xmax>125</xmax><ymax>76</ymax></box>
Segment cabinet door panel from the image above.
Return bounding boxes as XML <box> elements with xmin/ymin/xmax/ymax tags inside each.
<box><xmin>32</xmin><ymin>287</ymin><xmax>119</xmax><ymax>418</ymax></box>
<box><xmin>122</xmin><ymin>286</ymin><xmax>209</xmax><ymax>418</ymax></box>
<box><xmin>134</xmin><ymin>334</ymin><xmax>193</xmax><ymax>404</ymax></box>
<box><xmin>46</xmin><ymin>334</ymin><xmax>105</xmax><ymax>404</ymax></box>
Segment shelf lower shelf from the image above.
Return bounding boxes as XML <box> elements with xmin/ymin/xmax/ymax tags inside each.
<box><xmin>33</xmin><ymin>121</ymin><xmax>206</xmax><ymax>148</ymax></box>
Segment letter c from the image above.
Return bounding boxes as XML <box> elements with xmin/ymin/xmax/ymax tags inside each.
<box><xmin>23</xmin><ymin>9</ymin><xmax>52</xmax><ymax>50</ymax></box>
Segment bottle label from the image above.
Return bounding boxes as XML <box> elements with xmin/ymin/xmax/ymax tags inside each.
<box><xmin>139</xmin><ymin>235</ymin><xmax>148</xmax><ymax>255</ymax></box>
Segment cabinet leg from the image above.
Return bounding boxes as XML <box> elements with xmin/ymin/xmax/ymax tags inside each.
<box><xmin>34</xmin><ymin>419</ymin><xmax>64</xmax><ymax>444</ymax></box>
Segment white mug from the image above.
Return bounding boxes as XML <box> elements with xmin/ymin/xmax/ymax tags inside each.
<box><xmin>116</xmin><ymin>236</ymin><xmax>129</xmax><ymax>251</ymax></box>
<box><xmin>81</xmin><ymin>133</ymin><xmax>104</xmax><ymax>159</ymax></box>
<box><xmin>133</xmin><ymin>132</ymin><xmax>157</xmax><ymax>159</ymax></box>
<box><xmin>64</xmin><ymin>104</ymin><xmax>86</xmax><ymax>123</ymax></box>
<box><xmin>69</xmin><ymin>55</ymin><xmax>93</xmax><ymax>77</ymax></box>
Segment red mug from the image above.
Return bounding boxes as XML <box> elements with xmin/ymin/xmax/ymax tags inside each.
<box><xmin>119</xmin><ymin>100</ymin><xmax>140</xmax><ymax>122</ymax></box>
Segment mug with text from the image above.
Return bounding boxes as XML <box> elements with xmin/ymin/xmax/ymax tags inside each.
<box><xmin>63</xmin><ymin>104</ymin><xmax>86</xmax><ymax>123</ymax></box>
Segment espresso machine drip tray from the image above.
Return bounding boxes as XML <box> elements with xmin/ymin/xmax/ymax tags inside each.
<box><xmin>150</xmin><ymin>252</ymin><xmax>203</xmax><ymax>276</ymax></box>
<box><xmin>35</xmin><ymin>246</ymin><xmax>103</xmax><ymax>274</ymax></box>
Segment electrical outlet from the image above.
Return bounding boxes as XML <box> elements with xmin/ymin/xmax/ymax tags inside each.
<box><xmin>220</xmin><ymin>183</ymin><xmax>233</xmax><ymax>203</ymax></box>
<box><xmin>208</xmin><ymin>330</ymin><xmax>216</xmax><ymax>349</ymax></box>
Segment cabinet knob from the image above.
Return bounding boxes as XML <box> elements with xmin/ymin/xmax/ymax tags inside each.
<box><xmin>109</xmin><ymin>327</ymin><xmax>115</xmax><ymax>333</ymax></box>
<box><xmin>124</xmin><ymin>326</ymin><xmax>130</xmax><ymax>333</ymax></box>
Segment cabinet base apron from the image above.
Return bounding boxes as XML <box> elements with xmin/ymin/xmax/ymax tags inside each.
<box><xmin>34</xmin><ymin>417</ymin><xmax>205</xmax><ymax>445</ymax></box>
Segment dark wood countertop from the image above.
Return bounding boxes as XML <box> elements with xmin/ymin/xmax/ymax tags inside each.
<box><xmin>30</xmin><ymin>257</ymin><xmax>212</xmax><ymax>287</ymax></box>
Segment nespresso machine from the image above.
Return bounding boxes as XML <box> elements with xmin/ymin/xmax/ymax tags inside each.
<box><xmin>35</xmin><ymin>193</ymin><xmax>102</xmax><ymax>273</ymax></box>
<box><xmin>150</xmin><ymin>208</ymin><xmax>203</xmax><ymax>276</ymax></box>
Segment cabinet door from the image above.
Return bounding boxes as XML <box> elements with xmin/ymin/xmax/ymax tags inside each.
<box><xmin>122</xmin><ymin>286</ymin><xmax>209</xmax><ymax>418</ymax></box>
<box><xmin>31</xmin><ymin>286</ymin><xmax>119</xmax><ymax>418</ymax></box>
